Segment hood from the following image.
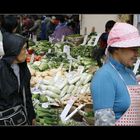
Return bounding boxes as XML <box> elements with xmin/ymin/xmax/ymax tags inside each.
<box><xmin>2</xmin><ymin>32</ymin><xmax>27</xmax><ymax>64</ymax></box>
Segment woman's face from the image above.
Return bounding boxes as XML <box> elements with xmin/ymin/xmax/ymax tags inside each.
<box><xmin>16</xmin><ymin>43</ymin><xmax>27</xmax><ymax>63</ymax></box>
<box><xmin>114</xmin><ymin>47</ymin><xmax>139</xmax><ymax>67</ymax></box>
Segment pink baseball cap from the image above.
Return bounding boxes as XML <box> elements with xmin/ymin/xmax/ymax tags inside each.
<box><xmin>107</xmin><ymin>22</ymin><xmax>140</xmax><ymax>48</ymax></box>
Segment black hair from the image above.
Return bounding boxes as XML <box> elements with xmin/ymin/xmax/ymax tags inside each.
<box><xmin>108</xmin><ymin>46</ymin><xmax>119</xmax><ymax>54</ymax></box>
<box><xmin>105</xmin><ymin>20</ymin><xmax>116</xmax><ymax>32</ymax></box>
<box><xmin>56</xmin><ymin>15</ymin><xmax>65</xmax><ymax>23</ymax></box>
<box><xmin>2</xmin><ymin>15</ymin><xmax>18</xmax><ymax>33</ymax></box>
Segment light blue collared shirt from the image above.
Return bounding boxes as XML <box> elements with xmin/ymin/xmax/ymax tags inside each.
<box><xmin>91</xmin><ymin>56</ymin><xmax>138</xmax><ymax>120</ymax></box>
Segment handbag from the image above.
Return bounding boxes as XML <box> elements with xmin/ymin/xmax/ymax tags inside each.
<box><xmin>0</xmin><ymin>88</ymin><xmax>29</xmax><ymax>126</ymax></box>
<box><xmin>0</xmin><ymin>105</ymin><xmax>28</xmax><ymax>126</ymax></box>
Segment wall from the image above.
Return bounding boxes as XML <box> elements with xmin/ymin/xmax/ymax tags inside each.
<box><xmin>133</xmin><ymin>14</ymin><xmax>140</xmax><ymax>34</ymax></box>
<box><xmin>80</xmin><ymin>14</ymin><xmax>118</xmax><ymax>35</ymax></box>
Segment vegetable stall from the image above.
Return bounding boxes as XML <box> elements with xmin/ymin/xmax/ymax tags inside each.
<box><xmin>27</xmin><ymin>34</ymin><xmax>99</xmax><ymax>126</ymax></box>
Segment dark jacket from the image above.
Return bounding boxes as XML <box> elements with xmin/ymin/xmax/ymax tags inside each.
<box><xmin>98</xmin><ymin>32</ymin><xmax>108</xmax><ymax>49</ymax></box>
<box><xmin>0</xmin><ymin>32</ymin><xmax>36</xmax><ymax>124</ymax></box>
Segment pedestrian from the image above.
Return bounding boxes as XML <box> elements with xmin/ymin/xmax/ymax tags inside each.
<box><xmin>0</xmin><ymin>32</ymin><xmax>36</xmax><ymax>126</ymax></box>
<box><xmin>93</xmin><ymin>20</ymin><xmax>116</xmax><ymax>67</ymax></box>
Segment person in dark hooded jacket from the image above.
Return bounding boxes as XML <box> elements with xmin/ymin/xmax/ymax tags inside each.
<box><xmin>0</xmin><ymin>32</ymin><xmax>36</xmax><ymax>126</ymax></box>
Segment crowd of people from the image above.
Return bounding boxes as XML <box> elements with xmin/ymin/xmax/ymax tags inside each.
<box><xmin>3</xmin><ymin>14</ymin><xmax>80</xmax><ymax>43</ymax></box>
<box><xmin>1</xmin><ymin>14</ymin><xmax>140</xmax><ymax>126</ymax></box>
<box><xmin>0</xmin><ymin>14</ymin><xmax>80</xmax><ymax>126</ymax></box>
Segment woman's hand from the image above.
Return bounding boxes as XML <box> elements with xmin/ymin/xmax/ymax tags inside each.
<box><xmin>32</xmin><ymin>119</ymin><xmax>36</xmax><ymax>125</ymax></box>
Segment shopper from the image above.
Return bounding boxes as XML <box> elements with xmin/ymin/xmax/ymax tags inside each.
<box><xmin>0</xmin><ymin>32</ymin><xmax>36</xmax><ymax>126</ymax></box>
<box><xmin>91</xmin><ymin>22</ymin><xmax>140</xmax><ymax>126</ymax></box>
<box><xmin>45</xmin><ymin>16</ymin><xmax>59</xmax><ymax>41</ymax></box>
<box><xmin>40</xmin><ymin>16</ymin><xmax>49</xmax><ymax>40</ymax></box>
<box><xmin>21</xmin><ymin>15</ymin><xmax>34</xmax><ymax>38</ymax></box>
<box><xmin>1</xmin><ymin>15</ymin><xmax>18</xmax><ymax>33</ymax></box>
<box><xmin>29</xmin><ymin>15</ymin><xmax>42</xmax><ymax>41</ymax></box>
<box><xmin>50</xmin><ymin>17</ymin><xmax>75</xmax><ymax>43</ymax></box>
<box><xmin>16</xmin><ymin>15</ymin><xmax>22</xmax><ymax>34</ymax></box>
<box><xmin>93</xmin><ymin>20</ymin><xmax>116</xmax><ymax>67</ymax></box>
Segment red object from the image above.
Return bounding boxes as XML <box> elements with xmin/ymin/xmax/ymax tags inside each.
<box><xmin>27</xmin><ymin>49</ymin><xmax>34</xmax><ymax>55</ymax></box>
<box><xmin>26</xmin><ymin>56</ymin><xmax>31</xmax><ymax>62</ymax></box>
<box><xmin>35</xmin><ymin>55</ymin><xmax>41</xmax><ymax>61</ymax></box>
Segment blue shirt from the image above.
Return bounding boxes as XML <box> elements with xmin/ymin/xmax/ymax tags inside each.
<box><xmin>91</xmin><ymin>56</ymin><xmax>138</xmax><ymax>120</ymax></box>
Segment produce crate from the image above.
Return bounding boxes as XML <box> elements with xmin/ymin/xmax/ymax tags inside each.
<box><xmin>65</xmin><ymin>35</ymin><xmax>84</xmax><ymax>46</ymax></box>
<box><xmin>67</xmin><ymin>103</ymin><xmax>94</xmax><ymax>126</ymax></box>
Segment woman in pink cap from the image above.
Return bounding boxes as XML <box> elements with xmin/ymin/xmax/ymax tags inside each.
<box><xmin>91</xmin><ymin>22</ymin><xmax>140</xmax><ymax>126</ymax></box>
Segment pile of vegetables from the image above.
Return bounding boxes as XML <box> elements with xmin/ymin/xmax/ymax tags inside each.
<box><xmin>29</xmin><ymin>55</ymin><xmax>98</xmax><ymax>73</ymax></box>
<box><xmin>73</xmin><ymin>93</ymin><xmax>92</xmax><ymax>107</ymax></box>
<box><xmin>29</xmin><ymin>66</ymin><xmax>93</xmax><ymax>106</ymax></box>
<box><xmin>30</xmin><ymin>53</ymin><xmax>69</xmax><ymax>71</ymax></box>
<box><xmin>28</xmin><ymin>39</ymin><xmax>98</xmax><ymax>62</ymax></box>
<box><xmin>30</xmin><ymin>66</ymin><xmax>95</xmax><ymax>126</ymax></box>
<box><xmin>70</xmin><ymin>45</ymin><xmax>94</xmax><ymax>58</ymax></box>
<box><xmin>28</xmin><ymin>40</ymin><xmax>54</xmax><ymax>55</ymax></box>
<box><xmin>27</xmin><ymin>35</ymin><xmax>100</xmax><ymax>126</ymax></box>
<box><xmin>35</xmin><ymin>105</ymin><xmax>60</xmax><ymax>126</ymax></box>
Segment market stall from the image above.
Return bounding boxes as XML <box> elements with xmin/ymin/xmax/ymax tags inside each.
<box><xmin>27</xmin><ymin>34</ymin><xmax>99</xmax><ymax>126</ymax></box>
